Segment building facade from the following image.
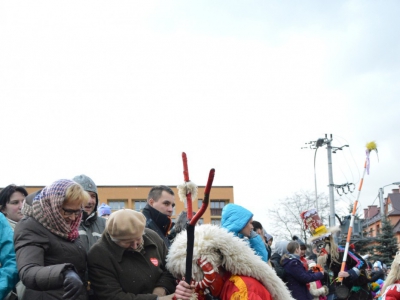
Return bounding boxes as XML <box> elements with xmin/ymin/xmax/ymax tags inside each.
<box><xmin>363</xmin><ymin>188</ymin><xmax>400</xmax><ymax>243</ymax></box>
<box><xmin>24</xmin><ymin>185</ymin><xmax>234</xmax><ymax>225</ymax></box>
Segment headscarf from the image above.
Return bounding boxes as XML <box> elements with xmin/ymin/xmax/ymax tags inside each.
<box><xmin>22</xmin><ymin>179</ymin><xmax>81</xmax><ymax>241</ymax></box>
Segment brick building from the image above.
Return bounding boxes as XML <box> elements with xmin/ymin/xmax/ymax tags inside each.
<box><xmin>363</xmin><ymin>188</ymin><xmax>400</xmax><ymax>243</ymax></box>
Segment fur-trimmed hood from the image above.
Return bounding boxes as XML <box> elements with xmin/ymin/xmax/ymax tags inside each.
<box><xmin>166</xmin><ymin>224</ymin><xmax>295</xmax><ymax>300</ymax></box>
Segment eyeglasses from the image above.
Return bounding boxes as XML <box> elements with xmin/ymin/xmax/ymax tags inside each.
<box><xmin>61</xmin><ymin>207</ymin><xmax>83</xmax><ymax>217</ymax></box>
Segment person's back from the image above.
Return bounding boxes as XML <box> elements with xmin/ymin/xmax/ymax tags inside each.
<box><xmin>221</xmin><ymin>203</ymin><xmax>268</xmax><ymax>262</ymax></box>
<box><xmin>270</xmin><ymin>240</ymin><xmax>289</xmax><ymax>282</ymax></box>
<box><xmin>281</xmin><ymin>241</ymin><xmax>323</xmax><ymax>300</ymax></box>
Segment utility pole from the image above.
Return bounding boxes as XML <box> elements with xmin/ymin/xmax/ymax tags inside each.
<box><xmin>302</xmin><ymin>134</ymin><xmax>349</xmax><ymax>227</ymax></box>
<box><xmin>326</xmin><ymin>135</ymin><xmax>336</xmax><ymax>227</ymax></box>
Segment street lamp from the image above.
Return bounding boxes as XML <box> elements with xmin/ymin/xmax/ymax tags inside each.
<box><xmin>379</xmin><ymin>182</ymin><xmax>400</xmax><ymax>216</ymax></box>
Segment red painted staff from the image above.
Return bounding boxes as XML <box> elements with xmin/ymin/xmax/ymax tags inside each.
<box><xmin>177</xmin><ymin>152</ymin><xmax>215</xmax><ymax>285</ymax></box>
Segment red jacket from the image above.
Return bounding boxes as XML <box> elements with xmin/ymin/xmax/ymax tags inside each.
<box><xmin>220</xmin><ymin>274</ymin><xmax>272</xmax><ymax>300</ymax></box>
<box><xmin>382</xmin><ymin>281</ymin><xmax>400</xmax><ymax>300</ymax></box>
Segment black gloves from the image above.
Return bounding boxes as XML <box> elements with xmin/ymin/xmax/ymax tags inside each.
<box><xmin>63</xmin><ymin>269</ymin><xmax>83</xmax><ymax>300</ymax></box>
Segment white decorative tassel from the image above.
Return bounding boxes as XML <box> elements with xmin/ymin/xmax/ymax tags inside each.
<box><xmin>177</xmin><ymin>181</ymin><xmax>198</xmax><ymax>203</ymax></box>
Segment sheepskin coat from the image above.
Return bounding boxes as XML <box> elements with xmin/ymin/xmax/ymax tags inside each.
<box><xmin>166</xmin><ymin>224</ymin><xmax>295</xmax><ymax>300</ymax></box>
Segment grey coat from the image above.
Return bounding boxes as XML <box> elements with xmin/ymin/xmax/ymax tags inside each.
<box><xmin>78</xmin><ymin>214</ymin><xmax>106</xmax><ymax>252</ymax></box>
<box><xmin>14</xmin><ymin>216</ymin><xmax>88</xmax><ymax>300</ymax></box>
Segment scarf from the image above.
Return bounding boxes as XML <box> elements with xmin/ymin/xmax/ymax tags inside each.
<box><xmin>22</xmin><ymin>179</ymin><xmax>81</xmax><ymax>241</ymax></box>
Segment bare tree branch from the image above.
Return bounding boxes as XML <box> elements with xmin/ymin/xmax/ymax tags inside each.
<box><xmin>266</xmin><ymin>190</ymin><xmax>330</xmax><ymax>243</ymax></box>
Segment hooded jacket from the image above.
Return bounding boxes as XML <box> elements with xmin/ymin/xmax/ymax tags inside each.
<box><xmin>221</xmin><ymin>204</ymin><xmax>268</xmax><ymax>262</ymax></box>
<box><xmin>142</xmin><ymin>204</ymin><xmax>172</xmax><ymax>248</ymax></box>
<box><xmin>0</xmin><ymin>213</ymin><xmax>19</xmax><ymax>299</ymax></box>
<box><xmin>78</xmin><ymin>197</ymin><xmax>106</xmax><ymax>252</ymax></box>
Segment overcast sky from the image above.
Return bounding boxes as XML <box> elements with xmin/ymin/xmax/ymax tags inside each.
<box><xmin>1</xmin><ymin>1</ymin><xmax>399</xmax><ymax>231</ymax></box>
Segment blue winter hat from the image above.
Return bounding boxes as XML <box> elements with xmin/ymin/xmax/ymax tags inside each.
<box><xmin>98</xmin><ymin>203</ymin><xmax>111</xmax><ymax>216</ymax></box>
<box><xmin>373</xmin><ymin>261</ymin><xmax>382</xmax><ymax>269</ymax></box>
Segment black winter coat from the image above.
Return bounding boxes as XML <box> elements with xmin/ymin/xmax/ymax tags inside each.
<box><xmin>88</xmin><ymin>228</ymin><xmax>176</xmax><ymax>300</ymax></box>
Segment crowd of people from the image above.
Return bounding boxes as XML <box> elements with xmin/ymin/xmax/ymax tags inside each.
<box><xmin>0</xmin><ymin>176</ymin><xmax>397</xmax><ymax>300</ymax></box>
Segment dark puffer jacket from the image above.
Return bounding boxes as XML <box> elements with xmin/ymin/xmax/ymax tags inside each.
<box><xmin>14</xmin><ymin>216</ymin><xmax>87</xmax><ymax>300</ymax></box>
<box><xmin>282</xmin><ymin>254</ymin><xmax>323</xmax><ymax>300</ymax></box>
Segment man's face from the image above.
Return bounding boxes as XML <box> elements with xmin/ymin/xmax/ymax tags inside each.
<box><xmin>83</xmin><ymin>191</ymin><xmax>97</xmax><ymax>215</ymax></box>
<box><xmin>1</xmin><ymin>191</ymin><xmax>25</xmax><ymax>222</ymax></box>
<box><xmin>149</xmin><ymin>191</ymin><xmax>175</xmax><ymax>216</ymax></box>
<box><xmin>268</xmin><ymin>239</ymin><xmax>273</xmax><ymax>246</ymax></box>
<box><xmin>240</xmin><ymin>218</ymin><xmax>254</xmax><ymax>238</ymax></box>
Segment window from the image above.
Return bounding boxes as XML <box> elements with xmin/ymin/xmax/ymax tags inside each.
<box><xmin>376</xmin><ymin>225</ymin><xmax>380</xmax><ymax>235</ymax></box>
<box><xmin>211</xmin><ymin>219</ymin><xmax>221</xmax><ymax>226</ymax></box>
<box><xmin>210</xmin><ymin>200</ymin><xmax>227</xmax><ymax>216</ymax></box>
<box><xmin>134</xmin><ymin>200</ymin><xmax>147</xmax><ymax>212</ymax></box>
<box><xmin>108</xmin><ymin>200</ymin><xmax>126</xmax><ymax>211</ymax></box>
<box><xmin>388</xmin><ymin>202</ymin><xmax>393</xmax><ymax>212</ymax></box>
<box><xmin>198</xmin><ymin>199</ymin><xmax>203</xmax><ymax>209</ymax></box>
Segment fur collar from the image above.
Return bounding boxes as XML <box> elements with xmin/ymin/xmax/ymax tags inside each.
<box><xmin>167</xmin><ymin>224</ymin><xmax>295</xmax><ymax>300</ymax></box>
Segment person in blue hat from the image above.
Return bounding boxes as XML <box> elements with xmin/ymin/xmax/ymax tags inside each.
<box><xmin>98</xmin><ymin>203</ymin><xmax>111</xmax><ymax>219</ymax></box>
<box><xmin>221</xmin><ymin>203</ymin><xmax>269</xmax><ymax>262</ymax></box>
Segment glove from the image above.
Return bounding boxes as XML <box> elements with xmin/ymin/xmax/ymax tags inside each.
<box><xmin>63</xmin><ymin>269</ymin><xmax>83</xmax><ymax>300</ymax></box>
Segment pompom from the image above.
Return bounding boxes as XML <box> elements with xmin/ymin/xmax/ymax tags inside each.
<box><xmin>366</xmin><ymin>141</ymin><xmax>377</xmax><ymax>152</ymax></box>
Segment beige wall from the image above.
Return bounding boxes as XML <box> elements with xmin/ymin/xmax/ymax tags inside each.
<box><xmin>24</xmin><ymin>185</ymin><xmax>234</xmax><ymax>225</ymax></box>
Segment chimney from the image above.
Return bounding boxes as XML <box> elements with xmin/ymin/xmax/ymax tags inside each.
<box><xmin>367</xmin><ymin>205</ymin><xmax>379</xmax><ymax>218</ymax></box>
<box><xmin>392</xmin><ymin>189</ymin><xmax>399</xmax><ymax>194</ymax></box>
<box><xmin>364</xmin><ymin>208</ymin><xmax>368</xmax><ymax>219</ymax></box>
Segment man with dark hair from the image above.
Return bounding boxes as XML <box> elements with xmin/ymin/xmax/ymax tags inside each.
<box><xmin>142</xmin><ymin>185</ymin><xmax>175</xmax><ymax>248</ymax></box>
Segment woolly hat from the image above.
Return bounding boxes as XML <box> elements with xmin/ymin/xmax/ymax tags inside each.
<box><xmin>373</xmin><ymin>261</ymin><xmax>382</xmax><ymax>269</ymax></box>
<box><xmin>98</xmin><ymin>203</ymin><xmax>111</xmax><ymax>216</ymax></box>
<box><xmin>292</xmin><ymin>235</ymin><xmax>307</xmax><ymax>250</ymax></box>
<box><xmin>106</xmin><ymin>209</ymin><xmax>146</xmax><ymax>240</ymax></box>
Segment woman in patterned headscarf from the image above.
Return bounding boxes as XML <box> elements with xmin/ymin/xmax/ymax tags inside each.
<box><xmin>14</xmin><ymin>179</ymin><xmax>89</xmax><ymax>300</ymax></box>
